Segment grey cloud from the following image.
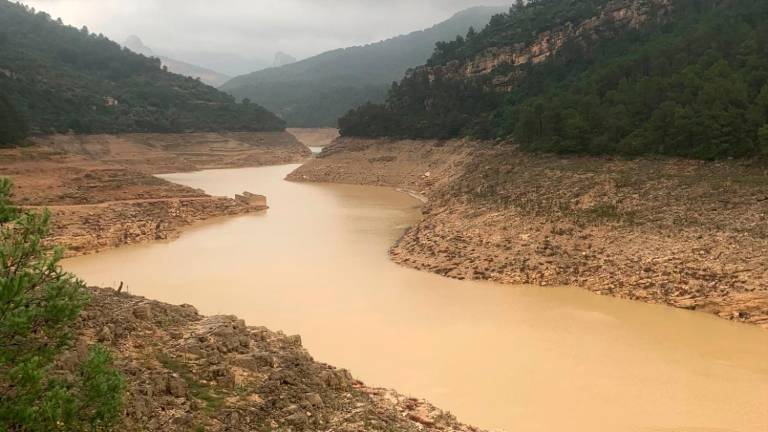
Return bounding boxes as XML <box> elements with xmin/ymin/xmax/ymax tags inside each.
<box><xmin>23</xmin><ymin>0</ymin><xmax>510</xmax><ymax>75</ymax></box>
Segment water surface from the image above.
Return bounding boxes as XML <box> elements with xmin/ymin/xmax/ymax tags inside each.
<box><xmin>64</xmin><ymin>164</ymin><xmax>768</xmax><ymax>432</ymax></box>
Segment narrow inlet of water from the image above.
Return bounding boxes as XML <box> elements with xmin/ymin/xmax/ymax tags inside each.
<box><xmin>64</xmin><ymin>164</ymin><xmax>768</xmax><ymax>432</ymax></box>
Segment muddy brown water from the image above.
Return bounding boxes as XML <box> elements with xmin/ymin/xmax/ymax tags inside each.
<box><xmin>63</xmin><ymin>164</ymin><xmax>768</xmax><ymax>432</ymax></box>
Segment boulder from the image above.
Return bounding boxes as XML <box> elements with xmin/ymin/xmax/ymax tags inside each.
<box><xmin>167</xmin><ymin>374</ymin><xmax>187</xmax><ymax>398</ymax></box>
<box><xmin>132</xmin><ymin>304</ymin><xmax>152</xmax><ymax>320</ymax></box>
<box><xmin>235</xmin><ymin>192</ymin><xmax>268</xmax><ymax>209</ymax></box>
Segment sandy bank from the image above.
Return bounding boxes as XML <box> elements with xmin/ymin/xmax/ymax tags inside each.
<box><xmin>289</xmin><ymin>137</ymin><xmax>768</xmax><ymax>327</ymax></box>
<box><xmin>0</xmin><ymin>132</ymin><xmax>311</xmax><ymax>256</ymax></box>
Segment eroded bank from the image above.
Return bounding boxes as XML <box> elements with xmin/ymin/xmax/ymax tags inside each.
<box><xmin>0</xmin><ymin>132</ymin><xmax>311</xmax><ymax>256</ymax></box>
<box><xmin>288</xmin><ymin>137</ymin><xmax>768</xmax><ymax>327</ymax></box>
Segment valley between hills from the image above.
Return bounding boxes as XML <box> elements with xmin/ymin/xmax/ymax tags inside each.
<box><xmin>2</xmin><ymin>0</ymin><xmax>768</xmax><ymax>430</ymax></box>
<box><xmin>3</xmin><ymin>129</ymin><xmax>765</xmax><ymax>431</ymax></box>
<box><xmin>5</xmin><ymin>129</ymin><xmax>764</xmax><ymax>327</ymax></box>
<box><xmin>0</xmin><ymin>130</ymin><xmax>486</xmax><ymax>432</ymax></box>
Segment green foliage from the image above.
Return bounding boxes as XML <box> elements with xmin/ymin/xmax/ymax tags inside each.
<box><xmin>0</xmin><ymin>179</ymin><xmax>125</xmax><ymax>431</ymax></box>
<box><xmin>221</xmin><ymin>6</ymin><xmax>505</xmax><ymax>127</ymax></box>
<box><xmin>0</xmin><ymin>1</ymin><xmax>284</xmax><ymax>145</ymax></box>
<box><xmin>340</xmin><ymin>0</ymin><xmax>768</xmax><ymax>160</ymax></box>
<box><xmin>0</xmin><ymin>179</ymin><xmax>17</xmax><ymax>223</ymax></box>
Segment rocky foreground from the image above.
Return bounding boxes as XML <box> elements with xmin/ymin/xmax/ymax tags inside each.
<box><xmin>0</xmin><ymin>132</ymin><xmax>311</xmax><ymax>256</ymax></box>
<box><xmin>70</xmin><ymin>288</ymin><xmax>482</xmax><ymax>432</ymax></box>
<box><xmin>288</xmin><ymin>137</ymin><xmax>768</xmax><ymax>328</ymax></box>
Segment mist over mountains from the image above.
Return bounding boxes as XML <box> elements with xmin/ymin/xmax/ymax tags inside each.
<box><xmin>122</xmin><ymin>35</ymin><xmax>231</xmax><ymax>87</ymax></box>
<box><xmin>221</xmin><ymin>6</ymin><xmax>506</xmax><ymax>127</ymax></box>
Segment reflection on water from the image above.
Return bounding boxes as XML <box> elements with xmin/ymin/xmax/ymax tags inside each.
<box><xmin>64</xmin><ymin>164</ymin><xmax>768</xmax><ymax>432</ymax></box>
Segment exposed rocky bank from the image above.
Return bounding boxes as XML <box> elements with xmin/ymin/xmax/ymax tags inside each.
<box><xmin>70</xmin><ymin>288</ymin><xmax>482</xmax><ymax>432</ymax></box>
<box><xmin>0</xmin><ymin>132</ymin><xmax>311</xmax><ymax>256</ymax></box>
<box><xmin>288</xmin><ymin>137</ymin><xmax>768</xmax><ymax>328</ymax></box>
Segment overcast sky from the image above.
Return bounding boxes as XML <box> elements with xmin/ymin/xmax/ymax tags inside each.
<box><xmin>23</xmin><ymin>0</ymin><xmax>511</xmax><ymax>75</ymax></box>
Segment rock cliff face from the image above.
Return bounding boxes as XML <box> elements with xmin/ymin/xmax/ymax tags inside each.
<box><xmin>70</xmin><ymin>288</ymin><xmax>483</xmax><ymax>432</ymax></box>
<box><xmin>289</xmin><ymin>138</ymin><xmax>768</xmax><ymax>328</ymax></box>
<box><xmin>410</xmin><ymin>0</ymin><xmax>670</xmax><ymax>91</ymax></box>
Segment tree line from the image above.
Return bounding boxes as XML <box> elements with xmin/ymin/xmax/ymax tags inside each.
<box><xmin>339</xmin><ymin>0</ymin><xmax>768</xmax><ymax>160</ymax></box>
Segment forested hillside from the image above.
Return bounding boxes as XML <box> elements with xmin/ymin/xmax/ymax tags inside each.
<box><xmin>221</xmin><ymin>6</ymin><xmax>505</xmax><ymax>127</ymax></box>
<box><xmin>0</xmin><ymin>1</ymin><xmax>284</xmax><ymax>146</ymax></box>
<box><xmin>340</xmin><ymin>0</ymin><xmax>768</xmax><ymax>160</ymax></box>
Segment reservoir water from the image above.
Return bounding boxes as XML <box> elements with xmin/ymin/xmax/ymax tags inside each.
<box><xmin>63</xmin><ymin>164</ymin><xmax>768</xmax><ymax>432</ymax></box>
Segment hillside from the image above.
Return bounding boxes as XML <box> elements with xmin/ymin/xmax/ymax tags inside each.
<box><xmin>0</xmin><ymin>1</ymin><xmax>284</xmax><ymax>146</ymax></box>
<box><xmin>124</xmin><ymin>35</ymin><xmax>232</xmax><ymax>87</ymax></box>
<box><xmin>159</xmin><ymin>57</ymin><xmax>231</xmax><ymax>87</ymax></box>
<box><xmin>221</xmin><ymin>6</ymin><xmax>506</xmax><ymax>127</ymax></box>
<box><xmin>339</xmin><ymin>0</ymin><xmax>768</xmax><ymax>160</ymax></box>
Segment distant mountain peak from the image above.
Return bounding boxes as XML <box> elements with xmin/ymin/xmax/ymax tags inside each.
<box><xmin>273</xmin><ymin>51</ymin><xmax>297</xmax><ymax>67</ymax></box>
<box><xmin>123</xmin><ymin>35</ymin><xmax>153</xmax><ymax>56</ymax></box>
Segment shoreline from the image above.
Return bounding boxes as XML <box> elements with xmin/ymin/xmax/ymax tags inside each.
<box><xmin>288</xmin><ymin>137</ymin><xmax>768</xmax><ymax>328</ymax></box>
<box><xmin>0</xmin><ymin>132</ymin><xmax>311</xmax><ymax>257</ymax></box>
<box><xmin>0</xmin><ymin>132</ymin><xmax>488</xmax><ymax>430</ymax></box>
<box><xmin>72</xmin><ymin>286</ymin><xmax>485</xmax><ymax>431</ymax></box>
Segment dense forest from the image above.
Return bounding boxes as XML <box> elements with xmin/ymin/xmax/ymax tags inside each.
<box><xmin>0</xmin><ymin>1</ymin><xmax>284</xmax><ymax>147</ymax></box>
<box><xmin>339</xmin><ymin>0</ymin><xmax>768</xmax><ymax>159</ymax></box>
<box><xmin>221</xmin><ymin>6</ymin><xmax>505</xmax><ymax>127</ymax></box>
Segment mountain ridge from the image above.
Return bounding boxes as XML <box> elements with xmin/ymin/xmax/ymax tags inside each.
<box><xmin>0</xmin><ymin>1</ymin><xmax>285</xmax><ymax>145</ymax></box>
<box><xmin>339</xmin><ymin>0</ymin><xmax>768</xmax><ymax>160</ymax></box>
<box><xmin>221</xmin><ymin>6</ymin><xmax>507</xmax><ymax>127</ymax></box>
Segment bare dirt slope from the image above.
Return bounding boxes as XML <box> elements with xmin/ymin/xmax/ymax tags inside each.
<box><xmin>28</xmin><ymin>132</ymin><xmax>311</xmax><ymax>174</ymax></box>
<box><xmin>0</xmin><ymin>132</ymin><xmax>311</xmax><ymax>256</ymax></box>
<box><xmin>72</xmin><ymin>288</ymin><xmax>483</xmax><ymax>432</ymax></box>
<box><xmin>289</xmin><ymin>138</ymin><xmax>768</xmax><ymax>327</ymax></box>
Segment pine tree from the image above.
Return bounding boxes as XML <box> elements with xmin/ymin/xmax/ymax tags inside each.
<box><xmin>0</xmin><ymin>179</ymin><xmax>125</xmax><ymax>431</ymax></box>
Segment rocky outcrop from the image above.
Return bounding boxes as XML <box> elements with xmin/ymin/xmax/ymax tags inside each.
<box><xmin>46</xmin><ymin>197</ymin><xmax>257</xmax><ymax>256</ymax></box>
<box><xmin>289</xmin><ymin>137</ymin><xmax>768</xmax><ymax>328</ymax></box>
<box><xmin>410</xmin><ymin>0</ymin><xmax>671</xmax><ymax>91</ymax></box>
<box><xmin>235</xmin><ymin>192</ymin><xmax>268</xmax><ymax>209</ymax></box>
<box><xmin>71</xmin><ymin>288</ymin><xmax>484</xmax><ymax>432</ymax></box>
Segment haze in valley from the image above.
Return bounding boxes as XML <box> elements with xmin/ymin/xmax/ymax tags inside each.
<box><xmin>22</xmin><ymin>0</ymin><xmax>512</xmax><ymax>76</ymax></box>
